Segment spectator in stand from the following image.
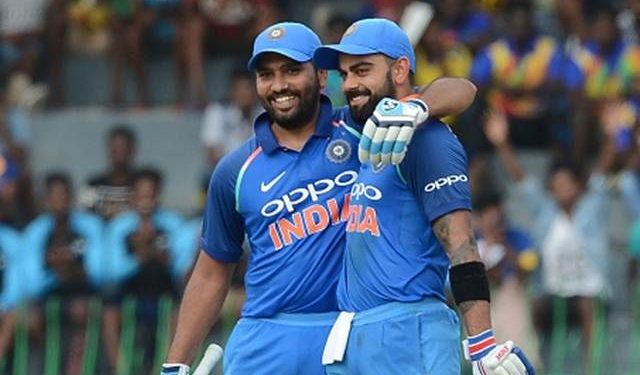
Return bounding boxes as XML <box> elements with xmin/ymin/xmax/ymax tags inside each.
<box><xmin>199</xmin><ymin>69</ymin><xmax>261</xmax><ymax>207</ymax></box>
<box><xmin>0</xmin><ymin>153</ymin><xmax>34</xmax><ymax>230</ymax></box>
<box><xmin>439</xmin><ymin>0</ymin><xmax>493</xmax><ymax>54</ymax></box>
<box><xmin>0</xmin><ymin>90</ymin><xmax>32</xmax><ymax>157</ymax></box>
<box><xmin>103</xmin><ymin>168</ymin><xmax>183</xmax><ymax>374</ymax></box>
<box><xmin>0</xmin><ymin>0</ymin><xmax>47</xmax><ymax>80</ymax></box>
<box><xmin>354</xmin><ymin>0</ymin><xmax>411</xmax><ymax>23</ymax></box>
<box><xmin>470</xmin><ymin>0</ymin><xmax>567</xmax><ymax>150</ymax></box>
<box><xmin>617</xmin><ymin>0</ymin><xmax>640</xmax><ymax>44</ymax></box>
<box><xmin>0</xmin><ymin>222</ymin><xmax>29</xmax><ymax>360</ymax></box>
<box><xmin>415</xmin><ymin>9</ymin><xmax>472</xmax><ymax>87</ymax></box>
<box><xmin>321</xmin><ymin>13</ymin><xmax>350</xmax><ymax>108</ymax></box>
<box><xmin>22</xmin><ymin>172</ymin><xmax>104</xmax><ymax>375</ymax></box>
<box><xmin>603</xmin><ymin>100</ymin><xmax>640</xmax><ymax>288</ymax></box>
<box><xmin>82</xmin><ymin>125</ymin><xmax>137</xmax><ymax>371</ymax></box>
<box><xmin>0</xmin><ymin>95</ymin><xmax>37</xmax><ymax>229</ymax></box>
<box><xmin>484</xmin><ymin>108</ymin><xmax>615</xmax><ymax>370</ymax></box>
<box><xmin>473</xmin><ymin>191</ymin><xmax>541</xmax><ymax>369</ymax></box>
<box><xmin>414</xmin><ymin>9</ymin><xmax>473</xmax><ymax>126</ymax></box>
<box><xmin>53</xmin><ymin>0</ymin><xmax>112</xmax><ymax>107</ymax></box>
<box><xmin>200</xmin><ymin>69</ymin><xmax>260</xmax><ymax>165</ymax></box>
<box><xmin>554</xmin><ymin>0</ymin><xmax>588</xmax><ymax>52</ymax></box>
<box><xmin>565</xmin><ymin>5</ymin><xmax>640</xmax><ymax>160</ymax></box>
<box><xmin>110</xmin><ymin>0</ymin><xmax>189</xmax><ymax>107</ymax></box>
<box><xmin>181</xmin><ymin>0</ymin><xmax>282</xmax><ymax>108</ymax></box>
<box><xmin>83</xmin><ymin>125</ymin><xmax>137</xmax><ymax>221</ymax></box>
<box><xmin>109</xmin><ymin>0</ymin><xmax>149</xmax><ymax>107</ymax></box>
<box><xmin>604</xmin><ymin>100</ymin><xmax>639</xmax><ymax>218</ymax></box>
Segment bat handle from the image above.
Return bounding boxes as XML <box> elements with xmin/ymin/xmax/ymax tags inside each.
<box><xmin>192</xmin><ymin>344</ymin><xmax>224</xmax><ymax>375</ymax></box>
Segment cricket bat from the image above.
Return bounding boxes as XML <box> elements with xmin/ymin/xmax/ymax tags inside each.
<box><xmin>193</xmin><ymin>343</ymin><xmax>224</xmax><ymax>375</ymax></box>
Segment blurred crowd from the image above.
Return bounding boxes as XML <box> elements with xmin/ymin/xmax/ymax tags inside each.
<box><xmin>2</xmin><ymin>0</ymin><xmax>640</xmax><ymax>374</ymax></box>
<box><xmin>0</xmin><ymin>0</ymin><xmax>282</xmax><ymax>108</ymax></box>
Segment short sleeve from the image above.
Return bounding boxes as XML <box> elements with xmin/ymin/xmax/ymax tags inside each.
<box><xmin>399</xmin><ymin>121</ymin><xmax>472</xmax><ymax>223</ymax></box>
<box><xmin>201</xmin><ymin>154</ymin><xmax>246</xmax><ymax>263</ymax></box>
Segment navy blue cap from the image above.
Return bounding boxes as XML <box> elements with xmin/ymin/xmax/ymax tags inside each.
<box><xmin>247</xmin><ymin>22</ymin><xmax>322</xmax><ymax>71</ymax></box>
<box><xmin>313</xmin><ymin>18</ymin><xmax>416</xmax><ymax>72</ymax></box>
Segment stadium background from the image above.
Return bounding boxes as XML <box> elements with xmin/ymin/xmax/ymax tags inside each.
<box><xmin>1</xmin><ymin>0</ymin><xmax>640</xmax><ymax>374</ymax></box>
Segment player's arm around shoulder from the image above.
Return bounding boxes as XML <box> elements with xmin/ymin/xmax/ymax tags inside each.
<box><xmin>358</xmin><ymin>77</ymin><xmax>477</xmax><ymax>166</ymax></box>
<box><xmin>417</xmin><ymin>77</ymin><xmax>477</xmax><ymax>119</ymax></box>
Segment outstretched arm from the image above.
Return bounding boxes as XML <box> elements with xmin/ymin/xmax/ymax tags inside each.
<box><xmin>418</xmin><ymin>77</ymin><xmax>478</xmax><ymax>118</ymax></box>
<box><xmin>484</xmin><ymin>110</ymin><xmax>525</xmax><ymax>183</ymax></box>
<box><xmin>164</xmin><ymin>252</ymin><xmax>235</xmax><ymax>369</ymax></box>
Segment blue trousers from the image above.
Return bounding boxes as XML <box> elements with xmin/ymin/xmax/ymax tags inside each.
<box><xmin>224</xmin><ymin>311</ymin><xmax>337</xmax><ymax>375</ymax></box>
<box><xmin>325</xmin><ymin>299</ymin><xmax>461</xmax><ymax>375</ymax></box>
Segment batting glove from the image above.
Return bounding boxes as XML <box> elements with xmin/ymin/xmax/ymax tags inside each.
<box><xmin>464</xmin><ymin>329</ymin><xmax>536</xmax><ymax>375</ymax></box>
<box><xmin>161</xmin><ymin>363</ymin><xmax>190</xmax><ymax>375</ymax></box>
<box><xmin>358</xmin><ymin>97</ymin><xmax>429</xmax><ymax>166</ymax></box>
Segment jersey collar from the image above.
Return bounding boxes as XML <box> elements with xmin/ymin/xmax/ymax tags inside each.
<box><xmin>254</xmin><ymin>95</ymin><xmax>334</xmax><ymax>154</ymax></box>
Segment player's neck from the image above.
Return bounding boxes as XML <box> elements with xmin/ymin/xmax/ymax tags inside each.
<box><xmin>271</xmin><ymin>110</ymin><xmax>319</xmax><ymax>152</ymax></box>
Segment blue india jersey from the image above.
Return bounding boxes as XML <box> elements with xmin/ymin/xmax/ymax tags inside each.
<box><xmin>202</xmin><ymin>96</ymin><xmax>361</xmax><ymax>318</ymax></box>
<box><xmin>338</xmin><ymin>120</ymin><xmax>472</xmax><ymax>312</ymax></box>
<box><xmin>105</xmin><ymin>209</ymin><xmax>184</xmax><ymax>285</ymax></box>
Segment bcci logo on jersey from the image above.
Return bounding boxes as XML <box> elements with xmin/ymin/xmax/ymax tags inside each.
<box><xmin>326</xmin><ymin>139</ymin><xmax>351</xmax><ymax>164</ymax></box>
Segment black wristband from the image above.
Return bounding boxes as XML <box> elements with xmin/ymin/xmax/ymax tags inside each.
<box><xmin>449</xmin><ymin>261</ymin><xmax>491</xmax><ymax>305</ymax></box>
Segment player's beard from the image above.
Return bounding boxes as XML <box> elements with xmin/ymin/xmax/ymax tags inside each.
<box><xmin>262</xmin><ymin>76</ymin><xmax>321</xmax><ymax>131</ymax></box>
<box><xmin>345</xmin><ymin>70</ymin><xmax>396</xmax><ymax>125</ymax></box>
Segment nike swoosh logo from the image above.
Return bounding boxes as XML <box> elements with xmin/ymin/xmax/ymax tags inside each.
<box><xmin>260</xmin><ymin>171</ymin><xmax>286</xmax><ymax>192</ymax></box>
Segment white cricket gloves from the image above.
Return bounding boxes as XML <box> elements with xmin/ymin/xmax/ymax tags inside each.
<box><xmin>358</xmin><ymin>97</ymin><xmax>430</xmax><ymax>166</ymax></box>
<box><xmin>161</xmin><ymin>363</ymin><xmax>190</xmax><ymax>375</ymax></box>
<box><xmin>464</xmin><ymin>330</ymin><xmax>535</xmax><ymax>375</ymax></box>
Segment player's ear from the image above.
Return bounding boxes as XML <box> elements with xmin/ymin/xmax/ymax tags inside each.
<box><xmin>316</xmin><ymin>68</ymin><xmax>328</xmax><ymax>90</ymax></box>
<box><xmin>392</xmin><ymin>57</ymin><xmax>411</xmax><ymax>86</ymax></box>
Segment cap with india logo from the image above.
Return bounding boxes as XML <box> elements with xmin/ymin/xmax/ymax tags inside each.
<box><xmin>247</xmin><ymin>22</ymin><xmax>322</xmax><ymax>71</ymax></box>
<box><xmin>313</xmin><ymin>18</ymin><xmax>416</xmax><ymax>73</ymax></box>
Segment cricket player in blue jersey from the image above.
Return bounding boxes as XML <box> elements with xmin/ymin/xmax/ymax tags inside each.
<box><xmin>314</xmin><ymin>18</ymin><xmax>535</xmax><ymax>375</ymax></box>
<box><xmin>162</xmin><ymin>21</ymin><xmax>476</xmax><ymax>375</ymax></box>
